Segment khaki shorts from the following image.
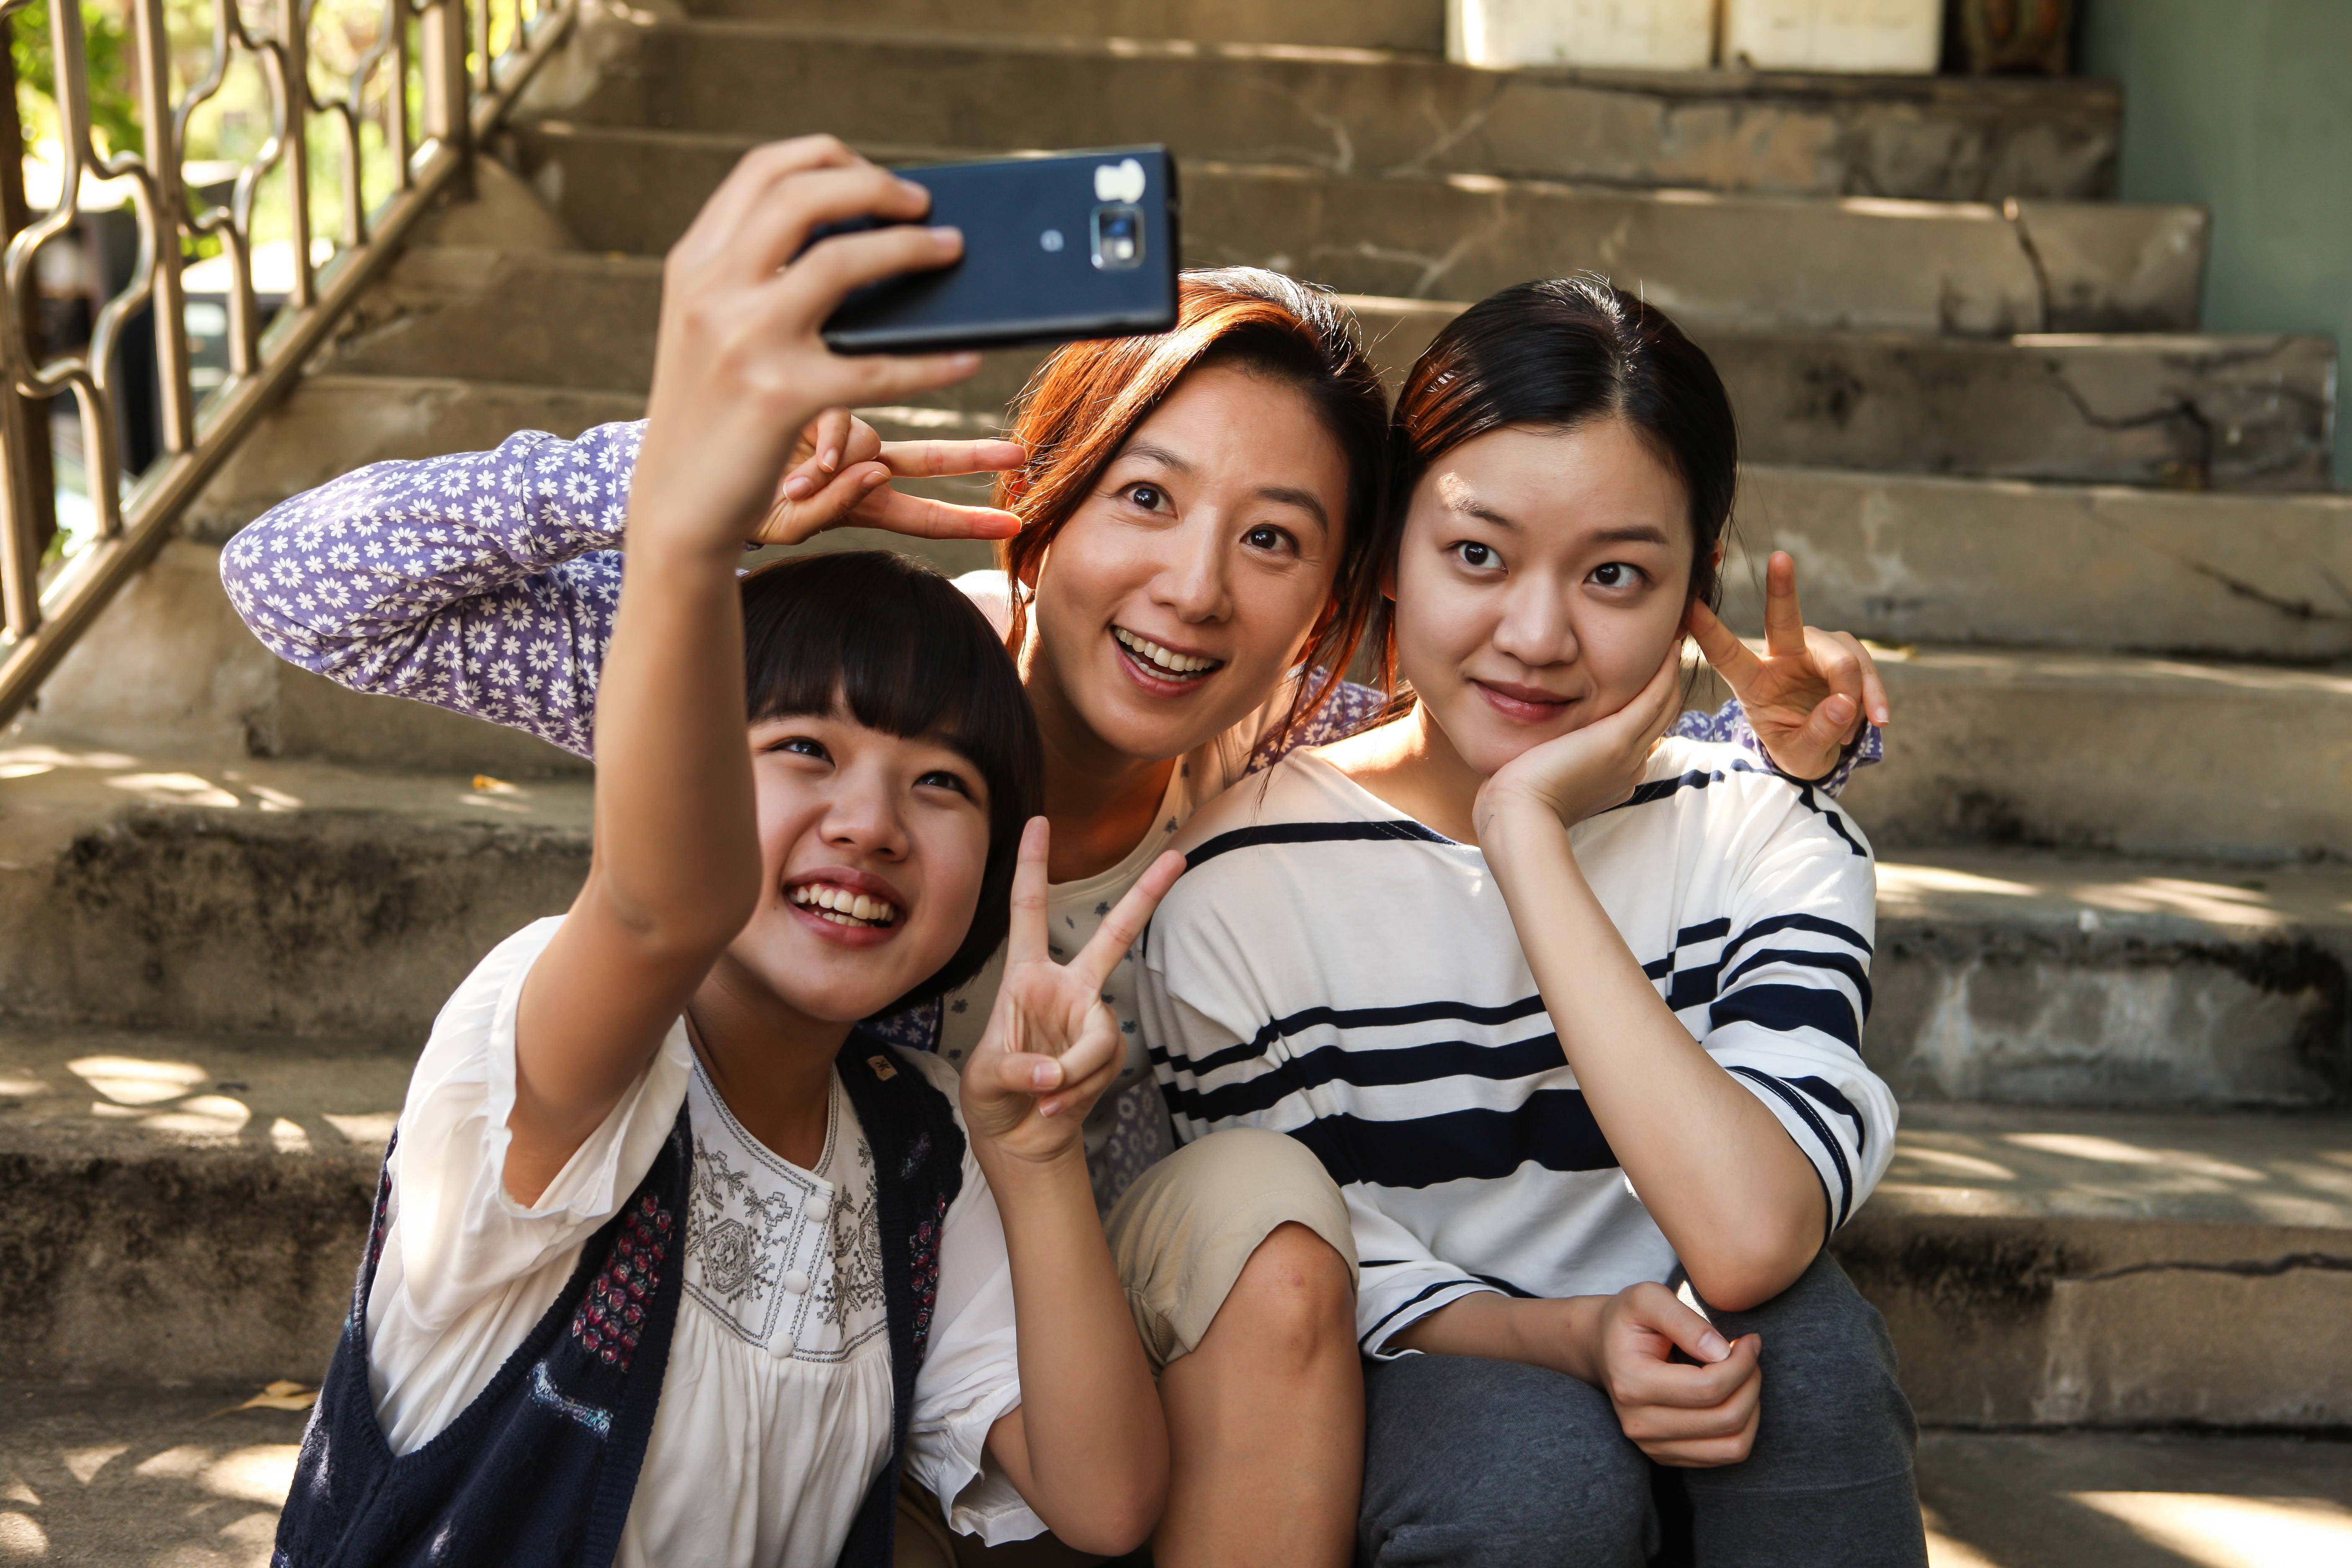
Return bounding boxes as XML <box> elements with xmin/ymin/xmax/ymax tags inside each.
<box><xmin>900</xmin><ymin>1128</ymin><xmax>1358</xmax><ymax>1563</ymax></box>
<box><xmin>1104</xmin><ymin>1125</ymin><xmax>1358</xmax><ymax>1372</ymax></box>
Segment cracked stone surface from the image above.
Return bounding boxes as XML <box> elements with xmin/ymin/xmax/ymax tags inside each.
<box><xmin>549</xmin><ymin>16</ymin><xmax>2121</xmax><ymax>201</ymax></box>
<box><xmin>498</xmin><ymin>124</ymin><xmax>2201</xmax><ymax>335</ymax></box>
<box><xmin>1</xmin><ymin>1391</ymin><xmax>2345</xmax><ymax>1565</ymax></box>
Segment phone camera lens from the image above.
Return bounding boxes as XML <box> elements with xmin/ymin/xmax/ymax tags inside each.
<box><xmin>1091</xmin><ymin>204</ymin><xmax>1144</xmax><ymax>270</ymax></box>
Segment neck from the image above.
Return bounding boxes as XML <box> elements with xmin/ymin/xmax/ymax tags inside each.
<box><xmin>1021</xmin><ymin>626</ymin><xmax>1179</xmax><ymax>883</ymax></box>
<box><xmin>688</xmin><ymin>955</ymin><xmax>853</xmax><ymax>1170</ymax></box>
<box><xmin>1328</xmin><ymin>700</ymin><xmax>1488</xmax><ymax>844</ymax></box>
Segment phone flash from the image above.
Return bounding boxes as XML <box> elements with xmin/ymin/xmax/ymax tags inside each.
<box><xmin>1093</xmin><ymin>157</ymin><xmax>1148</xmax><ymax>204</ymax></box>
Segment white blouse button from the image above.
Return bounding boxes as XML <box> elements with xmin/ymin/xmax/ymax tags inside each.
<box><xmin>783</xmin><ymin>1269</ymin><xmax>811</xmax><ymax>1297</ymax></box>
<box><xmin>768</xmin><ymin>1331</ymin><xmax>796</xmax><ymax>1360</ymax></box>
<box><xmin>805</xmin><ymin>1196</ymin><xmax>831</xmax><ymax>1225</ymax></box>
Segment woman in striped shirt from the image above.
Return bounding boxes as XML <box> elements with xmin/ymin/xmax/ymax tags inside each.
<box><xmin>1138</xmin><ymin>277</ymin><xmax>1926</xmax><ymax>1568</ymax></box>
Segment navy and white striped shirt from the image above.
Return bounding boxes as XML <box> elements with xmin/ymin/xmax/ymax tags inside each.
<box><xmin>1136</xmin><ymin>739</ymin><xmax>1895</xmax><ymax>1357</ymax></box>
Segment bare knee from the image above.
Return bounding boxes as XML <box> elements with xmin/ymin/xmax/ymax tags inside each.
<box><xmin>1205</xmin><ymin>1222</ymin><xmax>1354</xmax><ymax>1360</ymax></box>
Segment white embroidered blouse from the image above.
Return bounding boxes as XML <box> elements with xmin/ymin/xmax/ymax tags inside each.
<box><xmin>364</xmin><ymin>918</ymin><xmax>1044</xmax><ymax>1565</ymax></box>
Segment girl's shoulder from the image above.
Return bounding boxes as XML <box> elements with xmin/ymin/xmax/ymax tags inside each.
<box><xmin>1166</xmin><ymin>744</ymin><xmax>1384</xmax><ymax>863</ymax></box>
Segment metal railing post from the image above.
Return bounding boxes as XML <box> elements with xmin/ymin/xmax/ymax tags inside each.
<box><xmin>132</xmin><ymin>0</ymin><xmax>193</xmax><ymax>453</ymax></box>
<box><xmin>422</xmin><ymin>0</ymin><xmax>474</xmax><ymax>196</ymax></box>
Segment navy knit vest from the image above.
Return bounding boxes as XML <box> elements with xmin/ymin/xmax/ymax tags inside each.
<box><xmin>273</xmin><ymin>1032</ymin><xmax>966</xmax><ymax>1568</ymax></box>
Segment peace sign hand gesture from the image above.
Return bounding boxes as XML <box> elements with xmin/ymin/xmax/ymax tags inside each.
<box><xmin>1687</xmin><ymin>551</ymin><xmax>1890</xmax><ymax>782</ymax></box>
<box><xmin>960</xmin><ymin>818</ymin><xmax>1187</xmax><ymax>1166</ymax></box>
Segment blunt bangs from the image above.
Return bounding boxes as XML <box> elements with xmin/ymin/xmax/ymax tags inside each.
<box><xmin>740</xmin><ymin>549</ymin><xmax>1042</xmax><ymax>1008</ymax></box>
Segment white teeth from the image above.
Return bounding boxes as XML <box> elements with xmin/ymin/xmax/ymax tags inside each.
<box><xmin>1114</xmin><ymin>627</ymin><xmax>1219</xmax><ymax>676</ymax></box>
<box><xmin>789</xmin><ymin>883</ymin><xmax>897</xmax><ymax>926</ymax></box>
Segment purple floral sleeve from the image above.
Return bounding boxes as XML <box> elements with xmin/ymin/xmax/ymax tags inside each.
<box><xmin>219</xmin><ymin>420</ymin><xmax>646</xmax><ymax>759</ymax></box>
<box><xmin>218</xmin><ymin>414</ymin><xmax>1880</xmax><ymax>794</ymax></box>
<box><xmin>1670</xmin><ymin>701</ymin><xmax>1883</xmax><ymax>796</ymax></box>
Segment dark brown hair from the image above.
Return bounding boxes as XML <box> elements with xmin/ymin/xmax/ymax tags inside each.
<box><xmin>995</xmin><ymin>267</ymin><xmax>1390</xmax><ymax>753</ymax></box>
<box><xmin>741</xmin><ymin>549</ymin><xmax>1042</xmax><ymax>1006</ymax></box>
<box><xmin>1375</xmin><ymin>275</ymin><xmax>1739</xmax><ymax>688</ymax></box>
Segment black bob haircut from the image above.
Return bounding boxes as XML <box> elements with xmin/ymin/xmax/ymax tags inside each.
<box><xmin>740</xmin><ymin>549</ymin><xmax>1042</xmax><ymax>1009</ymax></box>
<box><xmin>1383</xmin><ymin>275</ymin><xmax>1739</xmax><ymax>639</ymax></box>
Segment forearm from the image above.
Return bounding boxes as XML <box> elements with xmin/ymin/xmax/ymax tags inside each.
<box><xmin>1484</xmin><ymin>808</ymin><xmax>1824</xmax><ymax>1306</ymax></box>
<box><xmin>218</xmin><ymin>422</ymin><xmax>645</xmax><ymax>757</ymax></box>
<box><xmin>980</xmin><ymin>1142</ymin><xmax>1167</xmax><ymax>1553</ymax></box>
<box><xmin>1390</xmin><ymin>1292</ymin><xmax>1607</xmax><ymax>1384</ymax></box>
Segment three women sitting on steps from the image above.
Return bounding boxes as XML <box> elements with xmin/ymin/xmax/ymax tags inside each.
<box><xmin>234</xmin><ymin>134</ymin><xmax>1923</xmax><ymax>1567</ymax></box>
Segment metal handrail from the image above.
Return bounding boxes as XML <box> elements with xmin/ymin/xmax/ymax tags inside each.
<box><xmin>0</xmin><ymin>0</ymin><xmax>578</xmax><ymax>730</ymax></box>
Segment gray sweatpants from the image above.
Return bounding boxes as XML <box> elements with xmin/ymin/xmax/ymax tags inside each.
<box><xmin>1357</xmin><ymin>1253</ymin><xmax>1926</xmax><ymax>1568</ymax></box>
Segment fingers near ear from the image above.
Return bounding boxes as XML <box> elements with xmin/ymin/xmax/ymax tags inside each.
<box><xmin>1686</xmin><ymin>600</ymin><xmax>1758</xmax><ymax>688</ymax></box>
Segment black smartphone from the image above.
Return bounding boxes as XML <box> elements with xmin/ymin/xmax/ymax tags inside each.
<box><xmin>816</xmin><ymin>146</ymin><xmax>1179</xmax><ymax>355</ymax></box>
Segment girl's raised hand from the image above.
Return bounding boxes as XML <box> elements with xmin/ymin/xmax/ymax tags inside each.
<box><xmin>1687</xmin><ymin>552</ymin><xmax>1890</xmax><ymax>781</ymax></box>
<box><xmin>629</xmin><ymin>135</ymin><xmax>988</xmax><ymax>556</ymax></box>
<box><xmin>1473</xmin><ymin>639</ymin><xmax>1685</xmax><ymax>841</ymax></box>
<box><xmin>759</xmin><ymin>407</ymin><xmax>1027</xmax><ymax>548</ymax></box>
<box><xmin>962</xmin><ymin>818</ymin><xmax>1185</xmax><ymax>1164</ymax></box>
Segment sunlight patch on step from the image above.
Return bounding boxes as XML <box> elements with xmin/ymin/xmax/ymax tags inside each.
<box><xmin>0</xmin><ymin>1509</ymin><xmax>46</xmax><ymax>1556</ymax></box>
<box><xmin>2070</xmin><ymin>1491</ymin><xmax>2352</xmax><ymax>1566</ymax></box>
<box><xmin>68</xmin><ymin>1056</ymin><xmax>207</xmax><ymax>1106</ymax></box>
<box><xmin>102</xmin><ymin>772</ymin><xmax>240</xmax><ymax>809</ymax></box>
<box><xmin>2003</xmin><ymin>1133</ymin><xmax>2265</xmax><ymax>1184</ymax></box>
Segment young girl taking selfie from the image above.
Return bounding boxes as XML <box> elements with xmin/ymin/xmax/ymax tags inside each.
<box><xmin>1138</xmin><ymin>278</ymin><xmax>1926</xmax><ymax>1567</ymax></box>
<box><xmin>229</xmin><ymin>137</ymin><xmax>1888</xmax><ymax>1565</ymax></box>
<box><xmin>271</xmin><ymin>142</ymin><xmax>1172</xmax><ymax>1567</ymax></box>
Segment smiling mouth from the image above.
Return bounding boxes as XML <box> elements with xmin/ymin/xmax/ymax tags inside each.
<box><xmin>788</xmin><ymin>882</ymin><xmax>900</xmax><ymax>929</ymax></box>
<box><xmin>1113</xmin><ymin>626</ymin><xmax>1224</xmax><ymax>683</ymax></box>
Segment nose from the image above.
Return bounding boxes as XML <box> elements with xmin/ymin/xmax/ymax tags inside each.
<box><xmin>1489</xmin><ymin>572</ymin><xmax>1578</xmax><ymax>670</ymax></box>
<box><xmin>1148</xmin><ymin>506</ymin><xmax>1235</xmax><ymax>625</ymax></box>
<box><xmin>820</xmin><ymin>765</ymin><xmax>910</xmax><ymax>861</ymax></box>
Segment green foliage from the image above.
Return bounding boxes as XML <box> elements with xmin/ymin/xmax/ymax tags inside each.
<box><xmin>13</xmin><ymin>0</ymin><xmax>143</xmax><ymax>158</ymax></box>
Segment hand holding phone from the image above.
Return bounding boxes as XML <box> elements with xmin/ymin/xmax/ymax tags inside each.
<box><xmin>814</xmin><ymin>146</ymin><xmax>1181</xmax><ymax>355</ymax></box>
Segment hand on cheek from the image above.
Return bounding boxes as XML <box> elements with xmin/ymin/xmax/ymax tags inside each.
<box><xmin>1473</xmin><ymin>637</ymin><xmax>1685</xmax><ymax>838</ymax></box>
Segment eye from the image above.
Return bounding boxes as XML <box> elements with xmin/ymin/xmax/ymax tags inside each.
<box><xmin>1589</xmin><ymin>561</ymin><xmax>1646</xmax><ymax>590</ymax></box>
<box><xmin>769</xmin><ymin>735</ymin><xmax>830</xmax><ymax>761</ymax></box>
<box><xmin>1243</xmin><ymin>523</ymin><xmax>1296</xmax><ymax>555</ymax></box>
<box><xmin>1124</xmin><ymin>483</ymin><xmax>1170</xmax><ymax>513</ymax></box>
<box><xmin>916</xmin><ymin>768</ymin><xmax>973</xmax><ymax>799</ymax></box>
<box><xmin>1453</xmin><ymin>540</ymin><xmax>1500</xmax><ymax>570</ymax></box>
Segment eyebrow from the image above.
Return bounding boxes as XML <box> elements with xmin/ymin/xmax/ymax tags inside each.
<box><xmin>1117</xmin><ymin>444</ymin><xmax>1333</xmax><ymax>529</ymax></box>
<box><xmin>1449</xmin><ymin>496</ymin><xmax>1671</xmax><ymax>548</ymax></box>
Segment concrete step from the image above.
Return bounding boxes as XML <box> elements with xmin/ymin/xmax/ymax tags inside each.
<box><xmin>0</xmin><ymin>745</ymin><xmax>589</xmax><ymax>1042</ymax></box>
<box><xmin>1349</xmin><ymin>298</ymin><xmax>2334</xmax><ymax>492</ymax></box>
<box><xmin>1805</xmin><ymin>647</ymin><xmax>2352</xmax><ymax>862</ymax></box>
<box><xmin>505</xmin><ymin>124</ymin><xmax>2207</xmax><ymax>334</ymax></box>
<box><xmin>1869</xmin><ymin>850</ymin><xmax>2352</xmax><ymax>1111</ymax></box>
<box><xmin>676</xmin><ymin>0</ymin><xmax>1452</xmax><ymax>52</ymax></box>
<box><xmin>1832</xmin><ymin>1102</ymin><xmax>2352</xmax><ymax>1429</ymax></box>
<box><xmin>5</xmin><ymin>1390</ymin><xmax>2347</xmax><ymax>1568</ymax></box>
<box><xmin>323</xmin><ymin>250</ymin><xmax>2330</xmax><ymax>493</ymax></box>
<box><xmin>0</xmin><ymin>1027</ymin><xmax>399</xmax><ymax>1384</ymax></box>
<box><xmin>549</xmin><ymin>17</ymin><xmax>2121</xmax><ymax>202</ymax></box>
<box><xmin>1718</xmin><ymin>466</ymin><xmax>2352</xmax><ymax>663</ymax></box>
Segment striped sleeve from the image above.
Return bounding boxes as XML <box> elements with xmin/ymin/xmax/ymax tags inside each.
<box><xmin>1676</xmin><ymin>796</ymin><xmax>1893</xmax><ymax>1236</ymax></box>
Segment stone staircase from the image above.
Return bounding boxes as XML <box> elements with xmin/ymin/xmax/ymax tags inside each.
<box><xmin>3</xmin><ymin>0</ymin><xmax>2347</xmax><ymax>1558</ymax></box>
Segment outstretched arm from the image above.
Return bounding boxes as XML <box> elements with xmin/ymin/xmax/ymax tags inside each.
<box><xmin>220</xmin><ymin>415</ymin><xmax>1020</xmax><ymax>762</ymax></box>
<box><xmin>965</xmin><ymin>820</ymin><xmax>1179</xmax><ymax>1555</ymax></box>
<box><xmin>504</xmin><ymin>137</ymin><xmax>993</xmax><ymax>1202</ymax></box>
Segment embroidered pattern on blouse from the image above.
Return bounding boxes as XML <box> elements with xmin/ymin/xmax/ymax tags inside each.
<box><xmin>812</xmin><ymin>1137</ymin><xmax>885</xmax><ymax>1329</ymax></box>
<box><xmin>687</xmin><ymin>1138</ymin><xmax>789</xmax><ymax>1308</ymax></box>
<box><xmin>570</xmin><ymin>1191</ymin><xmax>674</xmax><ymax>1372</ymax></box>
